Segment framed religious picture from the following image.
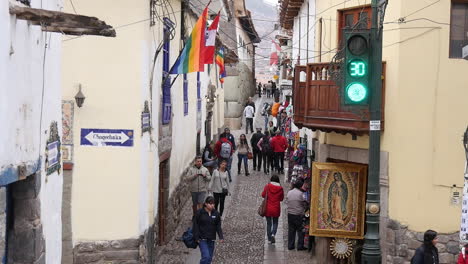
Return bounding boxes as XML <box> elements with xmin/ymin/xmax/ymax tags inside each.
<box><xmin>309</xmin><ymin>162</ymin><xmax>367</xmax><ymax>239</ymax></box>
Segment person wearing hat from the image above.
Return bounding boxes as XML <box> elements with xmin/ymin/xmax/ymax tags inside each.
<box><xmin>250</xmin><ymin>127</ymin><xmax>264</xmax><ymax>171</ymax></box>
<box><xmin>411</xmin><ymin>229</ymin><xmax>439</xmax><ymax>264</ymax></box>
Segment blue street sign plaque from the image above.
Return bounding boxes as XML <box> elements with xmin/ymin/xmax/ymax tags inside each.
<box><xmin>81</xmin><ymin>128</ymin><xmax>134</xmax><ymax>147</ymax></box>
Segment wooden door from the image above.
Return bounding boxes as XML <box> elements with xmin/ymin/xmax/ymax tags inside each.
<box><xmin>158</xmin><ymin>160</ymin><xmax>167</xmax><ymax>245</ymax></box>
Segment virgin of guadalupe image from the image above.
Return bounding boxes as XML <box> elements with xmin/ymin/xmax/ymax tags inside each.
<box><xmin>328</xmin><ymin>172</ymin><xmax>348</xmax><ymax>226</ymax></box>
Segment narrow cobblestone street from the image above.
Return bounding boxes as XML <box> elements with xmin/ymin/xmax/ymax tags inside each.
<box><xmin>156</xmin><ymin>97</ymin><xmax>316</xmax><ymax>263</ymax></box>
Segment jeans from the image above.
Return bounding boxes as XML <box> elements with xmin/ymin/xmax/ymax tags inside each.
<box><xmin>246</xmin><ymin>118</ymin><xmax>254</xmax><ymax>134</ymax></box>
<box><xmin>274</xmin><ymin>152</ymin><xmax>285</xmax><ymax>173</ymax></box>
<box><xmin>266</xmin><ymin>216</ymin><xmax>279</xmax><ymax>240</ymax></box>
<box><xmin>237</xmin><ymin>153</ymin><xmax>249</xmax><ymax>174</ymax></box>
<box><xmin>203</xmin><ymin>160</ymin><xmax>218</xmax><ymax>170</ymax></box>
<box><xmin>213</xmin><ymin>192</ymin><xmax>227</xmax><ymax>216</ymax></box>
<box><xmin>199</xmin><ymin>239</ymin><xmax>215</xmax><ymax>264</ymax></box>
<box><xmin>288</xmin><ymin>214</ymin><xmax>304</xmax><ymax>249</ymax></box>
<box><xmin>252</xmin><ymin>149</ymin><xmax>262</xmax><ymax>170</ymax></box>
<box><xmin>261</xmin><ymin>152</ymin><xmax>273</xmax><ymax>172</ymax></box>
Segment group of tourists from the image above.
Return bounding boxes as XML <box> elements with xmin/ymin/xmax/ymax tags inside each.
<box><xmin>258</xmin><ymin>81</ymin><xmax>278</xmax><ymax>98</ymax></box>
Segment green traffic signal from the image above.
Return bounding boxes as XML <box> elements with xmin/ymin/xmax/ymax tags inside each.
<box><xmin>342</xmin><ymin>29</ymin><xmax>371</xmax><ymax>105</ymax></box>
<box><xmin>346</xmin><ymin>82</ymin><xmax>368</xmax><ymax>103</ymax></box>
<box><xmin>348</xmin><ymin>59</ymin><xmax>367</xmax><ymax>77</ymax></box>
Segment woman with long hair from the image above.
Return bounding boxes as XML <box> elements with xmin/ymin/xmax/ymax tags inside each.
<box><xmin>237</xmin><ymin>134</ymin><xmax>251</xmax><ymax>176</ymax></box>
<box><xmin>261</xmin><ymin>174</ymin><xmax>284</xmax><ymax>244</ymax></box>
<box><xmin>193</xmin><ymin>196</ymin><xmax>224</xmax><ymax>264</ymax></box>
<box><xmin>411</xmin><ymin>229</ymin><xmax>439</xmax><ymax>264</ymax></box>
<box><xmin>208</xmin><ymin>160</ymin><xmax>230</xmax><ymax>216</ymax></box>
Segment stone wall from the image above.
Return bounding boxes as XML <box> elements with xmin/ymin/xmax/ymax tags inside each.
<box><xmin>73</xmin><ymin>238</ymin><xmax>141</xmax><ymax>264</ymax></box>
<box><xmin>8</xmin><ymin>173</ymin><xmax>45</xmax><ymax>264</ymax></box>
<box><xmin>386</xmin><ymin>219</ymin><xmax>459</xmax><ymax>264</ymax></box>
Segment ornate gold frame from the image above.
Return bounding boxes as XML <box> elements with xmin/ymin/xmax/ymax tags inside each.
<box><xmin>309</xmin><ymin>162</ymin><xmax>367</xmax><ymax>239</ymax></box>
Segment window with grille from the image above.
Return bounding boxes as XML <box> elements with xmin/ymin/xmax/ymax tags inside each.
<box><xmin>162</xmin><ymin>18</ymin><xmax>172</xmax><ymax>124</ymax></box>
<box><xmin>337</xmin><ymin>6</ymin><xmax>372</xmax><ymax>45</ymax></box>
<box><xmin>183</xmin><ymin>74</ymin><xmax>188</xmax><ymax>116</ymax></box>
<box><xmin>450</xmin><ymin>1</ymin><xmax>468</xmax><ymax>58</ymax></box>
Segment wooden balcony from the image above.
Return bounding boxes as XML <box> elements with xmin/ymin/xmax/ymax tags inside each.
<box><xmin>293</xmin><ymin>63</ymin><xmax>385</xmax><ymax>135</ymax></box>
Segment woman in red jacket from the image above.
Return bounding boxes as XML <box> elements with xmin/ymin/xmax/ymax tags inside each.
<box><xmin>261</xmin><ymin>174</ymin><xmax>284</xmax><ymax>244</ymax></box>
<box><xmin>458</xmin><ymin>244</ymin><xmax>468</xmax><ymax>264</ymax></box>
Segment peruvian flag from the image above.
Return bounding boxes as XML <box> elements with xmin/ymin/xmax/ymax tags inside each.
<box><xmin>270</xmin><ymin>40</ymin><xmax>281</xmax><ymax>66</ymax></box>
<box><xmin>202</xmin><ymin>12</ymin><xmax>220</xmax><ymax>64</ymax></box>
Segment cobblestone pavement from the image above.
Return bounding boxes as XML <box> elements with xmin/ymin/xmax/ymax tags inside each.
<box><xmin>156</xmin><ymin>96</ymin><xmax>317</xmax><ymax>263</ymax></box>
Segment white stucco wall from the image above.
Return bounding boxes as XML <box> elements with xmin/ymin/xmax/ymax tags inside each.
<box><xmin>1</xmin><ymin>0</ymin><xmax>64</xmax><ymax>262</ymax></box>
<box><xmin>292</xmin><ymin>0</ymin><xmax>315</xmax><ymax>64</ymax></box>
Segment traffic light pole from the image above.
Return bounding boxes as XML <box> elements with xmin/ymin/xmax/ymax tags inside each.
<box><xmin>362</xmin><ymin>0</ymin><xmax>383</xmax><ymax>263</ymax></box>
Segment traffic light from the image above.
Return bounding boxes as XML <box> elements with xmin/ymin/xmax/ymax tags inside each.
<box><xmin>343</xmin><ymin>29</ymin><xmax>371</xmax><ymax>105</ymax></box>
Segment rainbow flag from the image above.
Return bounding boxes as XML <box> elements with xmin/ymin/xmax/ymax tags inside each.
<box><xmin>170</xmin><ymin>6</ymin><xmax>208</xmax><ymax>74</ymax></box>
<box><xmin>216</xmin><ymin>47</ymin><xmax>226</xmax><ymax>83</ymax></box>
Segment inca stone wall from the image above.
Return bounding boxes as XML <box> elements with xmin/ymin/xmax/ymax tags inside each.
<box><xmin>386</xmin><ymin>219</ymin><xmax>459</xmax><ymax>264</ymax></box>
<box><xmin>8</xmin><ymin>173</ymin><xmax>45</xmax><ymax>264</ymax></box>
<box><xmin>73</xmin><ymin>239</ymin><xmax>141</xmax><ymax>264</ymax></box>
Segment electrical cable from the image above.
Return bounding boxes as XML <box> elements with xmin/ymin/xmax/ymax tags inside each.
<box><xmin>69</xmin><ymin>0</ymin><xmax>77</xmax><ymax>14</ymax></box>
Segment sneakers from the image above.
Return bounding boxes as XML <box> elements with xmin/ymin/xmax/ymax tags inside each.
<box><xmin>271</xmin><ymin>235</ymin><xmax>275</xmax><ymax>244</ymax></box>
<box><xmin>246</xmin><ymin>172</ymin><xmax>250</xmax><ymax>176</ymax></box>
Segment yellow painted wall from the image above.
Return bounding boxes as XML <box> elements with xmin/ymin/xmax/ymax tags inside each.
<box><xmin>314</xmin><ymin>0</ymin><xmax>468</xmax><ymax>232</ymax></box>
<box><xmin>62</xmin><ymin>0</ymin><xmax>152</xmax><ymax>240</ymax></box>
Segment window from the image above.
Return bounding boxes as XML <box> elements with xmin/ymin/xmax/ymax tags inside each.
<box><xmin>183</xmin><ymin>74</ymin><xmax>188</xmax><ymax>116</ymax></box>
<box><xmin>450</xmin><ymin>1</ymin><xmax>468</xmax><ymax>58</ymax></box>
<box><xmin>338</xmin><ymin>6</ymin><xmax>372</xmax><ymax>45</ymax></box>
<box><xmin>162</xmin><ymin>18</ymin><xmax>172</xmax><ymax>124</ymax></box>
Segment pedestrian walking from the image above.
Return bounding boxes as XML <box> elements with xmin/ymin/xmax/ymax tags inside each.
<box><xmin>261</xmin><ymin>102</ymin><xmax>271</xmax><ymax>132</ymax></box>
<box><xmin>257</xmin><ymin>131</ymin><xmax>274</xmax><ymax>174</ymax></box>
<box><xmin>193</xmin><ymin>196</ymin><xmax>224</xmax><ymax>264</ymax></box>
<box><xmin>208</xmin><ymin>160</ymin><xmax>230</xmax><ymax>216</ymax></box>
<box><xmin>202</xmin><ymin>141</ymin><xmax>217</xmax><ymax>172</ymax></box>
<box><xmin>246</xmin><ymin>97</ymin><xmax>256</xmax><ymax>113</ymax></box>
<box><xmin>243</xmin><ymin>103</ymin><xmax>255</xmax><ymax>134</ymax></box>
<box><xmin>457</xmin><ymin>244</ymin><xmax>468</xmax><ymax>264</ymax></box>
<box><xmin>411</xmin><ymin>229</ymin><xmax>439</xmax><ymax>264</ymax></box>
<box><xmin>214</xmin><ymin>134</ymin><xmax>234</xmax><ymax>182</ymax></box>
<box><xmin>237</xmin><ymin>134</ymin><xmax>251</xmax><ymax>176</ymax></box>
<box><xmin>271</xmin><ymin>81</ymin><xmax>277</xmax><ymax>97</ymax></box>
<box><xmin>266</xmin><ymin>81</ymin><xmax>272</xmax><ymax>98</ymax></box>
<box><xmin>263</xmin><ymin>83</ymin><xmax>267</xmax><ymax>95</ymax></box>
<box><xmin>251</xmin><ymin>127</ymin><xmax>264</xmax><ymax>171</ymax></box>
<box><xmin>267</xmin><ymin>120</ymin><xmax>277</xmax><ymax>136</ymax></box>
<box><xmin>257</xmin><ymin>82</ymin><xmax>262</xmax><ymax>98</ymax></box>
<box><xmin>261</xmin><ymin>174</ymin><xmax>284</xmax><ymax>244</ymax></box>
<box><xmin>186</xmin><ymin>157</ymin><xmax>211</xmax><ymax>216</ymax></box>
<box><xmin>220</xmin><ymin>127</ymin><xmax>236</xmax><ymax>150</ymax></box>
<box><xmin>270</xmin><ymin>131</ymin><xmax>288</xmax><ymax>174</ymax></box>
<box><xmin>286</xmin><ymin>179</ymin><xmax>307</xmax><ymax>250</ymax></box>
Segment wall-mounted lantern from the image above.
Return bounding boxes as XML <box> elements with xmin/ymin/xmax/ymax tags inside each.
<box><xmin>74</xmin><ymin>84</ymin><xmax>85</xmax><ymax>108</ymax></box>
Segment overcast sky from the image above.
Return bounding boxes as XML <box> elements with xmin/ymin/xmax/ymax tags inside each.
<box><xmin>261</xmin><ymin>0</ymin><xmax>277</xmax><ymax>6</ymax></box>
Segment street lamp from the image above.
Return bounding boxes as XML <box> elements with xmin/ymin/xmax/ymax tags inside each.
<box><xmin>74</xmin><ymin>84</ymin><xmax>85</xmax><ymax>108</ymax></box>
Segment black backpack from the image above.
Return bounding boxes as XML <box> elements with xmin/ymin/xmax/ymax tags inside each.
<box><xmin>182</xmin><ymin>227</ymin><xmax>198</xmax><ymax>249</ymax></box>
<box><xmin>261</xmin><ymin>136</ymin><xmax>272</xmax><ymax>153</ymax></box>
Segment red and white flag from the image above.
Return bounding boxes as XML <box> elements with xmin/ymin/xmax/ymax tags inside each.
<box><xmin>202</xmin><ymin>12</ymin><xmax>220</xmax><ymax>64</ymax></box>
<box><xmin>270</xmin><ymin>40</ymin><xmax>281</xmax><ymax>66</ymax></box>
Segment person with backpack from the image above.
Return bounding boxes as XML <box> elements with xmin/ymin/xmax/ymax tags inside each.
<box><xmin>193</xmin><ymin>196</ymin><xmax>224</xmax><ymax>264</ymax></box>
<box><xmin>257</xmin><ymin>131</ymin><xmax>273</xmax><ymax>174</ymax></box>
<box><xmin>214</xmin><ymin>134</ymin><xmax>234</xmax><ymax>182</ymax></box>
<box><xmin>261</xmin><ymin>174</ymin><xmax>284</xmax><ymax>244</ymax></box>
<box><xmin>270</xmin><ymin>131</ymin><xmax>288</xmax><ymax>174</ymax></box>
<box><xmin>186</xmin><ymin>157</ymin><xmax>212</xmax><ymax>217</ymax></box>
<box><xmin>237</xmin><ymin>134</ymin><xmax>251</xmax><ymax>176</ymax></box>
<box><xmin>219</xmin><ymin>127</ymin><xmax>236</xmax><ymax>151</ymax></box>
<box><xmin>458</xmin><ymin>244</ymin><xmax>468</xmax><ymax>264</ymax></box>
<box><xmin>250</xmin><ymin>127</ymin><xmax>264</xmax><ymax>171</ymax></box>
<box><xmin>208</xmin><ymin>160</ymin><xmax>230</xmax><ymax>216</ymax></box>
<box><xmin>411</xmin><ymin>229</ymin><xmax>439</xmax><ymax>264</ymax></box>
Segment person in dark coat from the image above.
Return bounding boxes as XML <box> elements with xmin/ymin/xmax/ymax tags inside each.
<box><xmin>250</xmin><ymin>127</ymin><xmax>264</xmax><ymax>171</ymax></box>
<box><xmin>411</xmin><ymin>229</ymin><xmax>439</xmax><ymax>264</ymax></box>
<box><xmin>261</xmin><ymin>174</ymin><xmax>284</xmax><ymax>244</ymax></box>
<box><xmin>193</xmin><ymin>196</ymin><xmax>224</xmax><ymax>264</ymax></box>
